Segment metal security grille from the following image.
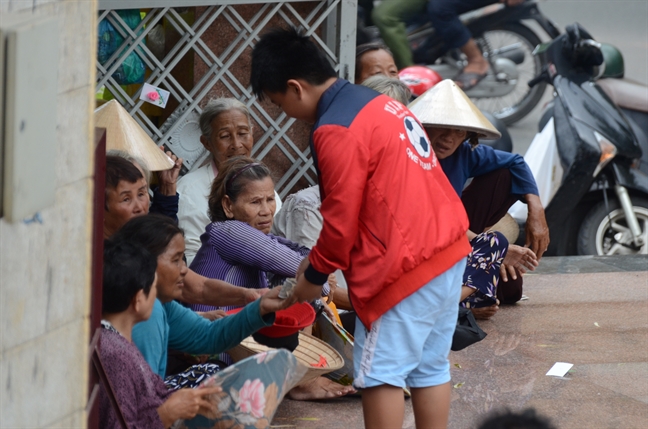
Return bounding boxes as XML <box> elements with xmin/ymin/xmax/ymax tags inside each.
<box><xmin>96</xmin><ymin>0</ymin><xmax>356</xmax><ymax>197</ymax></box>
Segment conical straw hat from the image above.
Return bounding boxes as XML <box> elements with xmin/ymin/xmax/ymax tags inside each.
<box><xmin>228</xmin><ymin>332</ymin><xmax>344</xmax><ymax>386</ymax></box>
<box><xmin>408</xmin><ymin>79</ymin><xmax>501</xmax><ymax>140</ymax></box>
<box><xmin>95</xmin><ymin>100</ymin><xmax>174</xmax><ymax>171</ymax></box>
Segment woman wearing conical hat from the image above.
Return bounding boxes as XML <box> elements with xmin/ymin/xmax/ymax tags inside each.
<box><xmin>96</xmin><ymin>99</ymin><xmax>184</xmax><ymax>226</ymax></box>
<box><xmin>409</xmin><ymin>80</ymin><xmax>550</xmax><ymax>319</ymax></box>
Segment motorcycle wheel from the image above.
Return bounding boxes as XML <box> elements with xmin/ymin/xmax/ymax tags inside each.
<box><xmin>474</xmin><ymin>23</ymin><xmax>547</xmax><ymax>125</ymax></box>
<box><xmin>577</xmin><ymin>197</ymin><xmax>648</xmax><ymax>255</ymax></box>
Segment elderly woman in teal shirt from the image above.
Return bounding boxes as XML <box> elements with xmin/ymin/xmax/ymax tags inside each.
<box><xmin>110</xmin><ymin>214</ymin><xmax>286</xmax><ymax>379</ymax></box>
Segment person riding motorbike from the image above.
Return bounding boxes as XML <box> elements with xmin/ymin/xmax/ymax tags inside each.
<box><xmin>371</xmin><ymin>0</ymin><xmax>428</xmax><ymax>69</ymax></box>
<box><xmin>372</xmin><ymin>0</ymin><xmax>524</xmax><ymax>89</ymax></box>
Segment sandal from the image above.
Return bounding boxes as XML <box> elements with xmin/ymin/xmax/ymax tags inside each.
<box><xmin>454</xmin><ymin>71</ymin><xmax>488</xmax><ymax>91</ymax></box>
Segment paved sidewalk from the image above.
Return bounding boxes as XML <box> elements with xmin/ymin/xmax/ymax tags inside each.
<box><xmin>271</xmin><ymin>255</ymin><xmax>648</xmax><ymax>428</ymax></box>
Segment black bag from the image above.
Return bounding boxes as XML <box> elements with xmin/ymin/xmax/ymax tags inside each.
<box><xmin>451</xmin><ymin>307</ymin><xmax>487</xmax><ymax>351</ymax></box>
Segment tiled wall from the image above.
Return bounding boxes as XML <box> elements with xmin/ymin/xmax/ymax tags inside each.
<box><xmin>0</xmin><ymin>0</ymin><xmax>97</xmax><ymax>427</ymax></box>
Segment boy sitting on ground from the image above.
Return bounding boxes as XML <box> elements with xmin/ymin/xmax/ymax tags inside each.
<box><xmin>99</xmin><ymin>240</ymin><xmax>220</xmax><ymax>428</ymax></box>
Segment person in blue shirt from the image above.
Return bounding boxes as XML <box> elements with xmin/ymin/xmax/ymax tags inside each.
<box><xmin>110</xmin><ymin>214</ymin><xmax>287</xmax><ymax>382</ymax></box>
<box><xmin>410</xmin><ymin>80</ymin><xmax>549</xmax><ymax>318</ymax></box>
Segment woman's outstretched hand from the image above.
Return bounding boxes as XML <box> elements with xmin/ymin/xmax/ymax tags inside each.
<box><xmin>258</xmin><ymin>286</ymin><xmax>291</xmax><ymax>316</ymax></box>
<box><xmin>157</xmin><ymin>385</ymin><xmax>222</xmax><ymax>428</ymax></box>
<box><xmin>500</xmin><ymin>244</ymin><xmax>538</xmax><ymax>281</ymax></box>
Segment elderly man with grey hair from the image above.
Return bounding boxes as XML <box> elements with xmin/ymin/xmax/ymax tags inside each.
<box><xmin>361</xmin><ymin>74</ymin><xmax>413</xmax><ymax>105</ymax></box>
<box><xmin>177</xmin><ymin>98</ymin><xmax>282</xmax><ymax>264</ymax></box>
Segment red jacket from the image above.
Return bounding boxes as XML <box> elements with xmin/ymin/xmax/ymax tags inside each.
<box><xmin>305</xmin><ymin>79</ymin><xmax>471</xmax><ymax>328</ymax></box>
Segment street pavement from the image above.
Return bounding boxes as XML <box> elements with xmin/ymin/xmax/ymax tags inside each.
<box><xmin>271</xmin><ymin>255</ymin><xmax>648</xmax><ymax>428</ymax></box>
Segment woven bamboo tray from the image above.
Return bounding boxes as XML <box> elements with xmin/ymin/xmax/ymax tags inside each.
<box><xmin>228</xmin><ymin>332</ymin><xmax>344</xmax><ymax>386</ymax></box>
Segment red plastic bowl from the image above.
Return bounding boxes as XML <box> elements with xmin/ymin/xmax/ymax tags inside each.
<box><xmin>227</xmin><ymin>301</ymin><xmax>316</xmax><ymax>338</ymax></box>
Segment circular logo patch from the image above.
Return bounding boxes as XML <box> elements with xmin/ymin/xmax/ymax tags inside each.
<box><xmin>404</xmin><ymin>116</ymin><xmax>430</xmax><ymax>158</ymax></box>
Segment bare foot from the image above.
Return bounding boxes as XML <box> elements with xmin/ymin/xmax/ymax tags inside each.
<box><xmin>471</xmin><ymin>305</ymin><xmax>499</xmax><ymax>320</ymax></box>
<box><xmin>462</xmin><ymin>57</ymin><xmax>489</xmax><ymax>75</ymax></box>
<box><xmin>287</xmin><ymin>376</ymin><xmax>356</xmax><ymax>401</ymax></box>
<box><xmin>456</xmin><ymin>39</ymin><xmax>490</xmax><ymax>89</ymax></box>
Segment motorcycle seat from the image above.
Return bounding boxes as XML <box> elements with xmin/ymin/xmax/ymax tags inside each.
<box><xmin>596</xmin><ymin>78</ymin><xmax>648</xmax><ymax>113</ymax></box>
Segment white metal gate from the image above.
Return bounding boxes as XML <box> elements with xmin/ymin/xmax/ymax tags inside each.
<box><xmin>96</xmin><ymin>0</ymin><xmax>356</xmax><ymax>196</ymax></box>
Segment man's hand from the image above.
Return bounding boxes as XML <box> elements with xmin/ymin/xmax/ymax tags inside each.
<box><xmin>525</xmin><ymin>194</ymin><xmax>550</xmax><ymax>259</ymax></box>
<box><xmin>326</xmin><ymin>273</ymin><xmax>338</xmax><ymax>304</ymax></box>
<box><xmin>258</xmin><ymin>287</ymin><xmax>291</xmax><ymax>316</ymax></box>
<box><xmin>501</xmin><ymin>244</ymin><xmax>538</xmax><ymax>281</ymax></box>
<box><xmin>184</xmin><ymin>270</ymin><xmax>266</xmax><ymax>307</ymax></box>
<box><xmin>289</xmin><ymin>274</ymin><xmax>325</xmax><ymax>305</ymax></box>
<box><xmin>296</xmin><ymin>257</ymin><xmax>310</xmax><ymax>279</ymax></box>
<box><xmin>287</xmin><ymin>257</ymin><xmax>325</xmax><ymax>305</ymax></box>
<box><xmin>157</xmin><ymin>149</ymin><xmax>183</xmax><ymax>196</ymax></box>
<box><xmin>320</xmin><ymin>300</ymin><xmax>336</xmax><ymax>319</ymax></box>
<box><xmin>244</xmin><ymin>288</ymin><xmax>268</xmax><ymax>304</ymax></box>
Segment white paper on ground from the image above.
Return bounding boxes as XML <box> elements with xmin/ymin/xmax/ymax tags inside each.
<box><xmin>546</xmin><ymin>362</ymin><xmax>573</xmax><ymax>377</ymax></box>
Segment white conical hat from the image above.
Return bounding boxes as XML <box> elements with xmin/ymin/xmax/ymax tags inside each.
<box><xmin>95</xmin><ymin>100</ymin><xmax>174</xmax><ymax>171</ymax></box>
<box><xmin>408</xmin><ymin>79</ymin><xmax>501</xmax><ymax>140</ymax></box>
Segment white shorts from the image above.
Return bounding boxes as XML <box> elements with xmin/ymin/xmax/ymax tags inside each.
<box><xmin>353</xmin><ymin>259</ymin><xmax>464</xmax><ymax>389</ymax></box>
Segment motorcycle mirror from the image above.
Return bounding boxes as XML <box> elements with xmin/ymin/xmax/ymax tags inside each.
<box><xmin>565</xmin><ymin>23</ymin><xmax>581</xmax><ymax>48</ymax></box>
<box><xmin>565</xmin><ymin>23</ymin><xmax>596</xmax><ymax>45</ymax></box>
<box><xmin>563</xmin><ymin>23</ymin><xmax>603</xmax><ymax>70</ymax></box>
<box><xmin>574</xmin><ymin>23</ymin><xmax>595</xmax><ymax>41</ymax></box>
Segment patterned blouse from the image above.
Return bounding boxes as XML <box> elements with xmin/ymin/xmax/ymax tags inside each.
<box><xmin>99</xmin><ymin>321</ymin><xmax>169</xmax><ymax>429</ymax></box>
<box><xmin>189</xmin><ymin>220</ymin><xmax>328</xmax><ymax>313</ymax></box>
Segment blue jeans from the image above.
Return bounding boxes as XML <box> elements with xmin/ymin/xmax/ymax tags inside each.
<box><xmin>428</xmin><ymin>0</ymin><xmax>498</xmax><ymax>50</ymax></box>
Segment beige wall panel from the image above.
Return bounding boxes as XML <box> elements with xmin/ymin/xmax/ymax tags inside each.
<box><xmin>0</xmin><ymin>320</ymin><xmax>88</xmax><ymax>427</ymax></box>
<box><xmin>0</xmin><ymin>0</ymin><xmax>97</xmax><ymax>427</ymax></box>
<box><xmin>56</xmin><ymin>86</ymin><xmax>95</xmax><ymax>186</ymax></box>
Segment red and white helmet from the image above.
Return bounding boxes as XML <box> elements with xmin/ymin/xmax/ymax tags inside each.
<box><xmin>398</xmin><ymin>66</ymin><xmax>442</xmax><ymax>97</ymax></box>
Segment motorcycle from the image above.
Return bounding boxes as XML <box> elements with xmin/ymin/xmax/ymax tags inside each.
<box><xmin>508</xmin><ymin>23</ymin><xmax>648</xmax><ymax>256</ymax></box>
<box><xmin>358</xmin><ymin>0</ymin><xmax>560</xmax><ymax>125</ymax></box>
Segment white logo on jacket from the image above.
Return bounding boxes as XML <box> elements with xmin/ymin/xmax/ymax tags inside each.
<box><xmin>403</xmin><ymin>116</ymin><xmax>431</xmax><ymax>159</ymax></box>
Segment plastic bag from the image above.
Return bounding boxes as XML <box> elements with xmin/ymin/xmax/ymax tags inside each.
<box><xmin>509</xmin><ymin>118</ymin><xmax>563</xmax><ymax>221</ymax></box>
<box><xmin>179</xmin><ymin>349</ymin><xmax>305</xmax><ymax>429</ymax></box>
<box><xmin>97</xmin><ymin>10</ymin><xmax>146</xmax><ymax>85</ymax></box>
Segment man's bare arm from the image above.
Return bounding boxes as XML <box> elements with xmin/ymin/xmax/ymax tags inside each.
<box><xmin>182</xmin><ymin>269</ymin><xmax>262</xmax><ymax>307</ymax></box>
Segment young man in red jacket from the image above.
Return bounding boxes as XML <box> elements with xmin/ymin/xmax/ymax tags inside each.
<box><xmin>251</xmin><ymin>27</ymin><xmax>471</xmax><ymax>428</ymax></box>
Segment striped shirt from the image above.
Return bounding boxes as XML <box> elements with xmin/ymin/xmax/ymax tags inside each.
<box><xmin>189</xmin><ymin>220</ymin><xmax>328</xmax><ymax>312</ymax></box>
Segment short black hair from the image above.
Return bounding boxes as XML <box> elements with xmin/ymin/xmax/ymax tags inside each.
<box><xmin>102</xmin><ymin>240</ymin><xmax>156</xmax><ymax>314</ymax></box>
<box><xmin>110</xmin><ymin>214</ymin><xmax>184</xmax><ymax>259</ymax></box>
<box><xmin>105</xmin><ymin>155</ymin><xmax>144</xmax><ymax>209</ymax></box>
<box><xmin>106</xmin><ymin>155</ymin><xmax>143</xmax><ymax>189</ymax></box>
<box><xmin>355</xmin><ymin>42</ymin><xmax>393</xmax><ymax>81</ymax></box>
<box><xmin>251</xmin><ymin>26</ymin><xmax>337</xmax><ymax>99</ymax></box>
<box><xmin>477</xmin><ymin>408</ymin><xmax>556</xmax><ymax>429</ymax></box>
